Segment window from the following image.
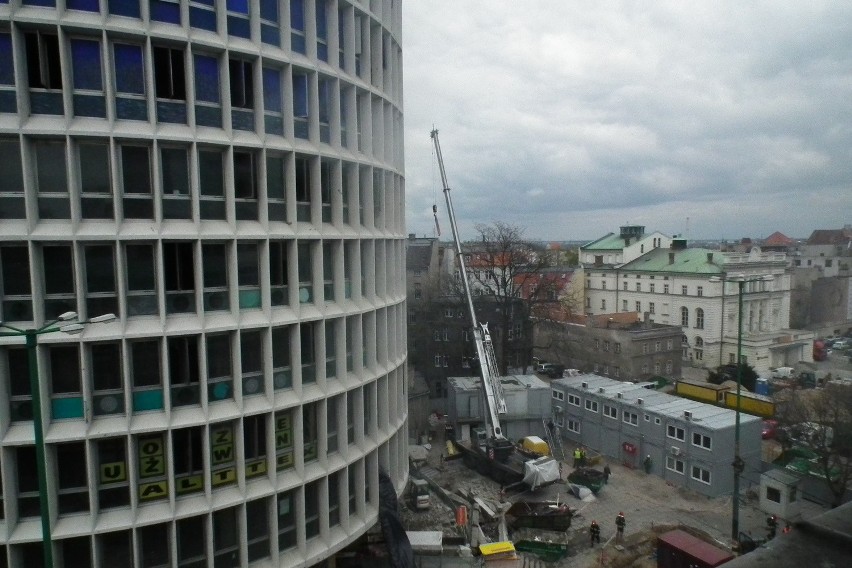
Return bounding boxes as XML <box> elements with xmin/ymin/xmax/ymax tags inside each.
<box><xmin>649</xmin><ymin>302</ymin><xmax>655</xmax><ymax>314</ymax></box>
<box><xmin>129</xmin><ymin>340</ymin><xmax>162</xmax><ymax>412</ymax></box>
<box><xmin>650</xmin><ymin>283</ymin><xmax>655</xmax><ymax>293</ymax></box>
<box><xmin>300</xmin><ymin>323</ymin><xmax>316</xmax><ymax>383</ymax></box>
<box><xmin>600</xmin><ymin>299</ymin><xmax>606</xmax><ymax>310</ymax></box>
<box><xmin>585</xmin><ymin>399</ymin><xmax>598</xmax><ymax>413</ymax></box>
<box><xmin>666</xmin><ymin>360</ymin><xmax>672</xmax><ymax>373</ymax></box>
<box><xmin>35</xmin><ymin>139</ymin><xmax>70</xmax><ymax>219</ymax></box>
<box><xmin>318</xmin><ymin>77</ymin><xmax>332</xmax><ymax>143</ymax></box>
<box><xmin>697</xmin><ymin>286</ymin><xmax>703</xmax><ymax>297</ymax></box>
<box><xmin>275</xmin><ymin>410</ymin><xmax>295</xmax><ymax>471</ymax></box>
<box><xmin>136</xmin><ymin>433</ymin><xmax>167</xmax><ymax>503</ymax></box>
<box><xmin>164</xmin><ymin>242</ymin><xmax>196</xmax><ymax>313</ymax></box>
<box><xmin>240</xmin><ymin>330</ymin><xmax>263</xmax><ymax>398</ymax></box>
<box><xmin>226</xmin><ymin>0</ymin><xmax>251</xmax><ymax>38</ymax></box>
<box><xmin>124</xmin><ymin>243</ymin><xmax>157</xmax><ymax>316</ymax></box>
<box><xmin>113</xmin><ymin>43</ymin><xmax>146</xmax><ymax>120</ymax></box>
<box><xmin>568</xmin><ymin>394</ymin><xmax>580</xmax><ymax>407</ymax></box>
<box><xmin>78</xmin><ymin>142</ymin><xmax>113</xmax><ymax>219</ymax></box>
<box><xmin>316</xmin><ymin>0</ymin><xmax>328</xmax><ymax>61</ymax></box>
<box><xmin>297</xmin><ymin>242</ymin><xmax>314</xmax><ymax>303</ymax></box>
<box><xmin>70</xmin><ymin>37</ymin><xmax>106</xmax><ymax>118</ymax></box>
<box><xmin>277</xmin><ymin>489</ymin><xmax>297</xmax><ymax>550</ymax></box>
<box><xmin>622</xmin><ymin>281</ymin><xmax>628</xmax><ymax>291</ymax></box>
<box><xmin>243</xmin><ymin>413</ymin><xmax>267</xmax><ymax>478</ymax></box>
<box><xmin>237</xmin><ymin>243</ymin><xmax>261</xmax><ymax>309</ymax></box>
<box><xmin>189</xmin><ymin>0</ymin><xmax>218</xmax><ymax>32</ymax></box>
<box><xmin>168</xmin><ymin>335</ymin><xmax>200</xmax><ymax>406</ymax></box>
<box><xmin>139</xmin><ymin>523</ymin><xmax>170</xmax><ymax>567</ymax></box>
<box><xmin>567</xmin><ymin>419</ymin><xmax>580</xmax><ymax>434</ymax></box>
<box><xmin>260</xmin><ymin>0</ymin><xmax>280</xmax><ymax>46</ymax></box>
<box><xmin>229</xmin><ymin>58</ymin><xmax>254</xmax><ymax>128</ymax></box>
<box><xmin>680</xmin><ymin>306</ymin><xmax>689</xmax><ymax>327</ymax></box>
<box><xmin>246</xmin><ymin>498</ymin><xmax>271</xmax><ymax>562</ymax></box>
<box><xmin>696</xmin><ymin>308</ymin><xmax>704</xmax><ymax>329</ymax></box>
<box><xmin>602</xmin><ymin>281</ymin><xmax>607</xmax><ymax>290</ymax></box>
<box><xmin>153</xmin><ymin>46</ymin><xmax>185</xmax><ymax>100</ymax></box>
<box><xmin>666</xmin><ymin>456</ymin><xmax>685</xmax><ymax>474</ymax></box>
<box><xmin>681</xmin><ymin>285</ymin><xmax>688</xmax><ymax>295</ymax></box>
<box><xmin>0</xmin><ymin>32</ymin><xmax>16</xmax><ymax>113</ymax></box>
<box><xmin>667</xmin><ymin>425</ymin><xmax>685</xmax><ymax>441</ymax></box>
<box><xmin>635</xmin><ymin>301</ymin><xmax>641</xmax><ymax>312</ymax></box>
<box><xmin>293</xmin><ymin>71</ymin><xmax>309</xmax><ymax>139</ymax></box>
<box><xmin>213</xmin><ymin>507</ymin><xmax>239</xmax><ymax>566</ymax></box>
<box><xmin>692</xmin><ymin>432</ymin><xmax>711</xmax><ymax>450</ymax></box>
<box><xmin>623</xmin><ymin>411</ymin><xmax>638</xmax><ymax>425</ymax></box>
<box><xmin>89</xmin><ymin>341</ymin><xmax>124</xmax><ymax>416</ymax></box>
<box><xmin>635</xmin><ymin>282</ymin><xmax>641</xmax><ymax>292</ymax></box>
<box><xmin>655</xmin><ymin>341</ymin><xmax>661</xmax><ymax>352</ymax></box>
<box><xmin>120</xmin><ymin>144</ymin><xmax>153</xmax><ymax>219</ymax></box>
<box><xmin>198</xmin><ymin>147</ymin><xmax>225</xmax><ymax>219</ymax></box>
<box><xmin>25</xmin><ymin>32</ymin><xmax>63</xmax><ymax>96</ymax></box>
<box><xmin>194</xmin><ymin>53</ymin><xmax>221</xmax><ymax>127</ymax></box>
<box><xmin>604</xmin><ymin>404</ymin><xmax>618</xmax><ymax>419</ymax></box>
<box><xmin>178</xmin><ymin>515</ymin><xmax>207</xmax><ymax>567</ymax></box>
<box><xmin>0</xmin><ymin>138</ymin><xmax>25</xmax><ymax>219</ymax></box>
<box><xmin>551</xmin><ymin>390</ymin><xmax>564</xmax><ymax>401</ymax></box>
<box><xmin>766</xmin><ymin>486</ymin><xmax>781</xmax><ymax>503</ymax></box>
<box><xmin>263</xmin><ymin>67</ymin><xmax>284</xmax><ymax>135</ymax></box>
<box><xmin>667</xmin><ymin>339</ymin><xmax>673</xmax><ymax>350</ymax></box>
<box><xmin>642</xmin><ymin>343</ymin><xmax>649</xmax><ymax>354</ymax></box>
<box><xmin>97</xmin><ymin>437</ymin><xmax>130</xmax><ymax>509</ymax></box>
<box><xmin>295</xmin><ymin>155</ymin><xmax>311</xmax><ymax>221</ymax></box>
<box><xmin>603</xmin><ymin>341</ymin><xmax>610</xmax><ymax>352</ymax></box>
<box><xmin>42</xmin><ymin>245</ymin><xmax>76</xmax><ymax>319</ymax></box>
<box><xmin>160</xmin><ymin>147</ymin><xmax>190</xmax><ymax>219</ymax></box>
<box><xmin>1</xmin><ymin>246</ymin><xmax>33</xmax><ymax>322</ymax></box>
<box><xmin>210</xmin><ymin>422</ymin><xmax>237</xmax><ymax>488</ymax></box>
<box><xmin>594</xmin><ymin>339</ymin><xmax>600</xmax><ymax>350</ymax></box>
<box><xmin>150</xmin><ymin>0</ymin><xmax>182</xmax><ymax>24</ymax></box>
<box><xmin>691</xmin><ymin>465</ymin><xmax>711</xmax><ymax>485</ymax></box>
<box><xmin>206</xmin><ymin>333</ymin><xmax>233</xmax><ymax>404</ymax></box>
<box><xmin>173</xmin><ymin>426</ymin><xmax>204</xmax><ymax>495</ymax></box>
<box><xmin>233</xmin><ymin>150</ymin><xmax>258</xmax><ymax>218</ymax></box>
<box><xmin>614</xmin><ymin>342</ymin><xmax>621</xmax><ymax>354</ymax></box>
<box><xmin>290</xmin><ymin>0</ymin><xmax>306</xmax><ymax>53</ymax></box>
<box><xmin>694</xmin><ymin>336</ymin><xmax>704</xmax><ymax>361</ymax></box>
<box><xmin>303</xmin><ymin>402</ymin><xmax>319</xmax><ymax>461</ymax></box>
<box><xmin>56</xmin><ymin>442</ymin><xmax>89</xmax><ymax>513</ymax></box>
<box><xmin>320</xmin><ymin>160</ymin><xmax>333</xmax><ymax>222</ymax></box>
<box><xmin>664</xmin><ymin>284</ymin><xmax>669</xmax><ymax>294</ymax></box>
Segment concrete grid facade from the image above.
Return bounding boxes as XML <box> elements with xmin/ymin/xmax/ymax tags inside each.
<box><xmin>0</xmin><ymin>1</ymin><xmax>407</xmax><ymax>566</ymax></box>
<box><xmin>551</xmin><ymin>374</ymin><xmax>762</xmax><ymax>498</ymax></box>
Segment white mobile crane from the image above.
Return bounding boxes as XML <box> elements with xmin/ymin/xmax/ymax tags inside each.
<box><xmin>431</xmin><ymin>129</ymin><xmax>559</xmax><ymax>488</ymax></box>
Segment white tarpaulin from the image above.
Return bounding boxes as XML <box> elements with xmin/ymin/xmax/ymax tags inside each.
<box><xmin>522</xmin><ymin>456</ymin><xmax>560</xmax><ymax>490</ymax></box>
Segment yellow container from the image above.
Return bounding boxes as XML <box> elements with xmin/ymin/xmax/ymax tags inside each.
<box><xmin>520</xmin><ymin>436</ymin><xmax>550</xmax><ymax>457</ymax></box>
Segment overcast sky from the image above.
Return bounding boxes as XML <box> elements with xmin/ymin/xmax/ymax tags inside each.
<box><xmin>401</xmin><ymin>1</ymin><xmax>852</xmax><ymax>242</ymax></box>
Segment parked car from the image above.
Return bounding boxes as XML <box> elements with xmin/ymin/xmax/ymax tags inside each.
<box><xmin>832</xmin><ymin>339</ymin><xmax>849</xmax><ymax>351</ymax></box>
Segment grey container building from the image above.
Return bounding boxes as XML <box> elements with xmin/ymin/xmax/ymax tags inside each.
<box><xmin>551</xmin><ymin>374</ymin><xmax>762</xmax><ymax>497</ymax></box>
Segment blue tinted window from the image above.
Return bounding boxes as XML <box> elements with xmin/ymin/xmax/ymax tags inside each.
<box><xmin>316</xmin><ymin>0</ymin><xmax>327</xmax><ymax>40</ymax></box>
<box><xmin>189</xmin><ymin>5</ymin><xmax>217</xmax><ymax>32</ymax></box>
<box><xmin>108</xmin><ymin>0</ymin><xmax>139</xmax><ymax>17</ymax></box>
<box><xmin>150</xmin><ymin>0</ymin><xmax>181</xmax><ymax>24</ymax></box>
<box><xmin>293</xmin><ymin>74</ymin><xmax>308</xmax><ymax>117</ymax></box>
<box><xmin>227</xmin><ymin>0</ymin><xmax>248</xmax><ymax>14</ymax></box>
<box><xmin>0</xmin><ymin>34</ymin><xmax>13</xmax><ymax>85</ymax></box>
<box><xmin>290</xmin><ymin>0</ymin><xmax>305</xmax><ymax>31</ymax></box>
<box><xmin>114</xmin><ymin>44</ymin><xmax>145</xmax><ymax>94</ymax></box>
<box><xmin>23</xmin><ymin>0</ymin><xmax>55</xmax><ymax>6</ymax></box>
<box><xmin>260</xmin><ymin>0</ymin><xmax>278</xmax><ymax>22</ymax></box>
<box><xmin>68</xmin><ymin>0</ymin><xmax>100</xmax><ymax>11</ymax></box>
<box><xmin>194</xmin><ymin>54</ymin><xmax>220</xmax><ymax>103</ymax></box>
<box><xmin>71</xmin><ymin>39</ymin><xmax>103</xmax><ymax>91</ymax></box>
<box><xmin>262</xmin><ymin>68</ymin><xmax>281</xmax><ymax>112</ymax></box>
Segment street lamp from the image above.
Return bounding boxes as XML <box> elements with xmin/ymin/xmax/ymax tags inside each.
<box><xmin>0</xmin><ymin>311</ymin><xmax>116</xmax><ymax>568</ymax></box>
<box><xmin>710</xmin><ymin>273</ymin><xmax>773</xmax><ymax>544</ymax></box>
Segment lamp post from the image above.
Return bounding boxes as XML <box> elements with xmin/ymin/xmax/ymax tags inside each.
<box><xmin>710</xmin><ymin>273</ymin><xmax>773</xmax><ymax>544</ymax></box>
<box><xmin>0</xmin><ymin>311</ymin><xmax>116</xmax><ymax>568</ymax></box>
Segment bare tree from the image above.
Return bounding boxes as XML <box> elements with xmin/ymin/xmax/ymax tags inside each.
<box><xmin>463</xmin><ymin>222</ymin><xmax>553</xmax><ymax>374</ymax></box>
<box><xmin>776</xmin><ymin>383</ymin><xmax>852</xmax><ymax>508</ymax></box>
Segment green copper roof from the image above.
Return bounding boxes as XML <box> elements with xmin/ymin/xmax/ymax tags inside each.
<box><xmin>620</xmin><ymin>247</ymin><xmax>724</xmax><ymax>274</ymax></box>
<box><xmin>582</xmin><ymin>233</ymin><xmax>625</xmax><ymax>250</ymax></box>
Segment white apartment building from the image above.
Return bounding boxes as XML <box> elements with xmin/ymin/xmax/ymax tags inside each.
<box><xmin>581</xmin><ymin>233</ymin><xmax>813</xmax><ymax>375</ymax></box>
<box><xmin>0</xmin><ymin>1</ymin><xmax>407</xmax><ymax>567</ymax></box>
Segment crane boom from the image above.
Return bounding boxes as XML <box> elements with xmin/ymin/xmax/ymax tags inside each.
<box><xmin>430</xmin><ymin>128</ymin><xmax>508</xmax><ymax>444</ymax></box>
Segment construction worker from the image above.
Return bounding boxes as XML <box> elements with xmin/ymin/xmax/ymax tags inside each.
<box><xmin>615</xmin><ymin>512</ymin><xmax>626</xmax><ymax>543</ymax></box>
<box><xmin>603</xmin><ymin>463</ymin><xmax>611</xmax><ymax>484</ymax></box>
<box><xmin>573</xmin><ymin>448</ymin><xmax>582</xmax><ymax>468</ymax></box>
<box><xmin>590</xmin><ymin>520</ymin><xmax>601</xmax><ymax>547</ymax></box>
<box><xmin>767</xmin><ymin>515</ymin><xmax>778</xmax><ymax>539</ymax></box>
<box><xmin>579</xmin><ymin>447</ymin><xmax>587</xmax><ymax>467</ymax></box>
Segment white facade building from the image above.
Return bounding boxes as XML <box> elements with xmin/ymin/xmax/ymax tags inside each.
<box><xmin>0</xmin><ymin>1</ymin><xmax>407</xmax><ymax>566</ymax></box>
<box><xmin>581</xmin><ymin>232</ymin><xmax>813</xmax><ymax>375</ymax></box>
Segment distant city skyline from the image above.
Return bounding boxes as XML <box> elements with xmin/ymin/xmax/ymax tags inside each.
<box><xmin>402</xmin><ymin>2</ymin><xmax>852</xmax><ymax>241</ymax></box>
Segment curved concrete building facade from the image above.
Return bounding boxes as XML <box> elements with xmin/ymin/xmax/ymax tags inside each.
<box><xmin>0</xmin><ymin>0</ymin><xmax>407</xmax><ymax>566</ymax></box>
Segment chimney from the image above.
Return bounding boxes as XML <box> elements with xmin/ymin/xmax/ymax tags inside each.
<box><xmin>669</xmin><ymin>252</ymin><xmax>675</xmax><ymax>264</ymax></box>
<box><xmin>408</xmin><ymin>233</ymin><xmax>416</xmax><ymax>240</ymax></box>
<box><xmin>707</xmin><ymin>252</ymin><xmax>714</xmax><ymax>263</ymax></box>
